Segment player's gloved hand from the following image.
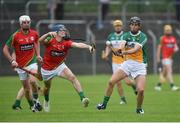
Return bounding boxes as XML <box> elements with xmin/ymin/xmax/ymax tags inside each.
<box><xmin>101</xmin><ymin>50</ymin><xmax>109</xmax><ymax>61</ymax></box>
<box><xmin>11</xmin><ymin>60</ymin><xmax>18</xmax><ymax>68</ymax></box>
<box><xmin>37</xmin><ymin>55</ymin><xmax>43</xmax><ymax>65</ymax></box>
<box><xmin>89</xmin><ymin>43</ymin><xmax>96</xmax><ymax>53</ymax></box>
<box><xmin>113</xmin><ymin>49</ymin><xmax>122</xmax><ymax>56</ymax></box>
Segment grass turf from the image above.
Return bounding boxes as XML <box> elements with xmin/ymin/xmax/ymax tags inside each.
<box><xmin>0</xmin><ymin>74</ymin><xmax>180</xmax><ymax>122</ymax></box>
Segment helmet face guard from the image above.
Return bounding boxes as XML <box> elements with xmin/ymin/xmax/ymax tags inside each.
<box><xmin>59</xmin><ymin>29</ymin><xmax>70</xmax><ymax>40</ymax></box>
<box><xmin>19</xmin><ymin>15</ymin><xmax>31</xmax><ymax>30</ymax></box>
<box><xmin>52</xmin><ymin>24</ymin><xmax>70</xmax><ymax>40</ymax></box>
<box><xmin>19</xmin><ymin>15</ymin><xmax>31</xmax><ymax>25</ymax></box>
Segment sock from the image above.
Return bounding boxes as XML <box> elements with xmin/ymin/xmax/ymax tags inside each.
<box><xmin>103</xmin><ymin>96</ymin><xmax>110</xmax><ymax>106</ymax></box>
<box><xmin>33</xmin><ymin>93</ymin><xmax>38</xmax><ymax>100</ymax></box>
<box><xmin>28</xmin><ymin>100</ymin><xmax>34</xmax><ymax>107</ymax></box>
<box><xmin>121</xmin><ymin>96</ymin><xmax>127</xmax><ymax>103</ymax></box>
<box><xmin>170</xmin><ymin>83</ymin><xmax>174</xmax><ymax>88</ymax></box>
<box><xmin>78</xmin><ymin>91</ymin><xmax>85</xmax><ymax>101</ymax></box>
<box><xmin>14</xmin><ymin>100</ymin><xmax>21</xmax><ymax>106</ymax></box>
<box><xmin>136</xmin><ymin>107</ymin><xmax>142</xmax><ymax>110</ymax></box>
<box><xmin>44</xmin><ymin>94</ymin><xmax>49</xmax><ymax>102</ymax></box>
<box><xmin>157</xmin><ymin>82</ymin><xmax>162</xmax><ymax>86</ymax></box>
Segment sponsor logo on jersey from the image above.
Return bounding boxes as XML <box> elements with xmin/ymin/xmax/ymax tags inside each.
<box><xmin>20</xmin><ymin>43</ymin><xmax>34</xmax><ymax>51</ymax></box>
<box><xmin>50</xmin><ymin>50</ymin><xmax>65</xmax><ymax>57</ymax></box>
<box><xmin>166</xmin><ymin>43</ymin><xmax>174</xmax><ymax>48</ymax></box>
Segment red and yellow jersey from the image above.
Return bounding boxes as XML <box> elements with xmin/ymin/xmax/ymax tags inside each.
<box><xmin>159</xmin><ymin>35</ymin><xmax>177</xmax><ymax>59</ymax></box>
<box><xmin>6</xmin><ymin>29</ymin><xmax>38</xmax><ymax>67</ymax></box>
<box><xmin>42</xmin><ymin>37</ymin><xmax>72</xmax><ymax>70</ymax></box>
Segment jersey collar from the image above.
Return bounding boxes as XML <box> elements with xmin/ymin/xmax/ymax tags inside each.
<box><xmin>130</xmin><ymin>30</ymin><xmax>141</xmax><ymax>36</ymax></box>
<box><xmin>20</xmin><ymin>28</ymin><xmax>30</xmax><ymax>35</ymax></box>
<box><xmin>115</xmin><ymin>31</ymin><xmax>123</xmax><ymax>36</ymax></box>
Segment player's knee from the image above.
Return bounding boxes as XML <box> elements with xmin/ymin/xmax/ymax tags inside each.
<box><xmin>24</xmin><ymin>88</ymin><xmax>31</xmax><ymax>93</ymax></box>
<box><xmin>68</xmin><ymin>75</ymin><xmax>76</xmax><ymax>82</ymax></box>
<box><xmin>137</xmin><ymin>89</ymin><xmax>144</xmax><ymax>95</ymax></box>
<box><xmin>29</xmin><ymin>80</ymin><xmax>36</xmax><ymax>84</ymax></box>
<box><xmin>29</xmin><ymin>81</ymin><xmax>37</xmax><ymax>88</ymax></box>
<box><xmin>108</xmin><ymin>80</ymin><xmax>115</xmax><ymax>88</ymax></box>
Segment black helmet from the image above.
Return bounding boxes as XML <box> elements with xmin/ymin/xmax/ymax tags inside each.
<box><xmin>129</xmin><ymin>16</ymin><xmax>141</xmax><ymax>25</ymax></box>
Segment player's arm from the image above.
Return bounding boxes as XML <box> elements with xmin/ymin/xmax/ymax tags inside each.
<box><xmin>115</xmin><ymin>40</ymin><xmax>127</xmax><ymax>55</ymax></box>
<box><xmin>3</xmin><ymin>35</ymin><xmax>14</xmax><ymax>63</ymax></box>
<box><xmin>102</xmin><ymin>40</ymin><xmax>111</xmax><ymax>59</ymax></box>
<box><xmin>101</xmin><ymin>46</ymin><xmax>111</xmax><ymax>60</ymax></box>
<box><xmin>105</xmin><ymin>46</ymin><xmax>111</xmax><ymax>56</ymax></box>
<box><xmin>3</xmin><ymin>45</ymin><xmax>18</xmax><ymax>68</ymax></box>
<box><xmin>71</xmin><ymin>42</ymin><xmax>95</xmax><ymax>53</ymax></box>
<box><xmin>3</xmin><ymin>34</ymin><xmax>18</xmax><ymax>67</ymax></box>
<box><xmin>12</xmin><ymin>51</ymin><xmax>16</xmax><ymax>60</ymax></box>
<box><xmin>121</xmin><ymin>35</ymin><xmax>147</xmax><ymax>55</ymax></box>
<box><xmin>113</xmin><ymin>33</ymin><xmax>127</xmax><ymax>55</ymax></box>
<box><xmin>157</xmin><ymin>37</ymin><xmax>162</xmax><ymax>63</ymax></box>
<box><xmin>174</xmin><ymin>43</ymin><xmax>179</xmax><ymax>53</ymax></box>
<box><xmin>119</xmin><ymin>40</ymin><xmax>127</xmax><ymax>50</ymax></box>
<box><xmin>121</xmin><ymin>43</ymin><xmax>141</xmax><ymax>55</ymax></box>
<box><xmin>157</xmin><ymin>44</ymin><xmax>161</xmax><ymax>63</ymax></box>
<box><xmin>34</xmin><ymin>36</ymin><xmax>40</xmax><ymax>57</ymax></box>
<box><xmin>39</xmin><ymin>32</ymin><xmax>56</xmax><ymax>44</ymax></box>
<box><xmin>34</xmin><ymin>34</ymin><xmax>43</xmax><ymax>64</ymax></box>
<box><xmin>3</xmin><ymin>45</ymin><xmax>14</xmax><ymax>63</ymax></box>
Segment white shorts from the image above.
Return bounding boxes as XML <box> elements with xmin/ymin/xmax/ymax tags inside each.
<box><xmin>119</xmin><ymin>60</ymin><xmax>147</xmax><ymax>79</ymax></box>
<box><xmin>112</xmin><ymin>63</ymin><xmax>122</xmax><ymax>73</ymax></box>
<box><xmin>41</xmin><ymin>63</ymin><xmax>67</xmax><ymax>81</ymax></box>
<box><xmin>162</xmin><ymin>58</ymin><xmax>172</xmax><ymax>65</ymax></box>
<box><xmin>15</xmin><ymin>63</ymin><xmax>38</xmax><ymax>80</ymax></box>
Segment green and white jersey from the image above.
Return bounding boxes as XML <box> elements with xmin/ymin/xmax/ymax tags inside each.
<box><xmin>121</xmin><ymin>31</ymin><xmax>148</xmax><ymax>63</ymax></box>
<box><xmin>107</xmin><ymin>31</ymin><xmax>124</xmax><ymax>48</ymax></box>
<box><xmin>106</xmin><ymin>31</ymin><xmax>125</xmax><ymax>64</ymax></box>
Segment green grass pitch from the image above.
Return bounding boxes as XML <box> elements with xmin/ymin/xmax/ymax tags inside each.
<box><xmin>0</xmin><ymin>74</ymin><xmax>180</xmax><ymax>122</ymax></box>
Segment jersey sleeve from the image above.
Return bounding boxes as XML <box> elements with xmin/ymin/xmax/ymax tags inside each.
<box><xmin>65</xmin><ymin>40</ymin><xmax>73</xmax><ymax>49</ymax></box>
<box><xmin>138</xmin><ymin>33</ymin><xmax>147</xmax><ymax>47</ymax></box>
<box><xmin>45</xmin><ymin>35</ymin><xmax>53</xmax><ymax>43</ymax></box>
<box><xmin>34</xmin><ymin>31</ymin><xmax>39</xmax><ymax>43</ymax></box>
<box><xmin>106</xmin><ymin>34</ymin><xmax>111</xmax><ymax>45</ymax></box>
<box><xmin>107</xmin><ymin>33</ymin><xmax>112</xmax><ymax>42</ymax></box>
<box><xmin>120</xmin><ymin>32</ymin><xmax>128</xmax><ymax>42</ymax></box>
<box><xmin>5</xmin><ymin>34</ymin><xmax>14</xmax><ymax>48</ymax></box>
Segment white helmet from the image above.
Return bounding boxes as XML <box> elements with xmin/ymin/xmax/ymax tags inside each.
<box><xmin>19</xmin><ymin>15</ymin><xmax>31</xmax><ymax>25</ymax></box>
